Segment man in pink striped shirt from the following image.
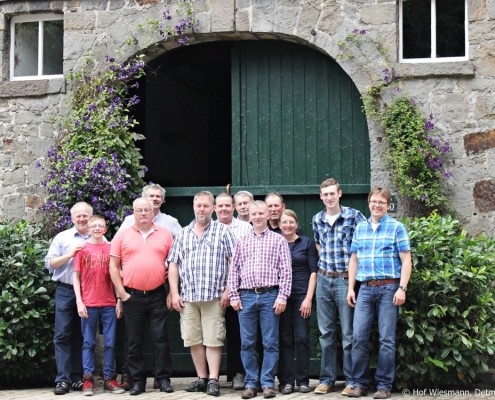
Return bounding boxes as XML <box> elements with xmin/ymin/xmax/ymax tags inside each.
<box><xmin>228</xmin><ymin>200</ymin><xmax>292</xmax><ymax>400</ymax></box>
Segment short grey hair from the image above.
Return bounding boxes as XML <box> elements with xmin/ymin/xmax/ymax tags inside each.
<box><xmin>234</xmin><ymin>190</ymin><xmax>254</xmax><ymax>203</ymax></box>
<box><xmin>142</xmin><ymin>183</ymin><xmax>166</xmax><ymax>198</ymax></box>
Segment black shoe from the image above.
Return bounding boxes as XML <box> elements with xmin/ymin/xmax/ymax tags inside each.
<box><xmin>129</xmin><ymin>383</ymin><xmax>146</xmax><ymax>395</ymax></box>
<box><xmin>207</xmin><ymin>378</ymin><xmax>220</xmax><ymax>396</ymax></box>
<box><xmin>54</xmin><ymin>382</ymin><xmax>70</xmax><ymax>395</ymax></box>
<box><xmin>71</xmin><ymin>380</ymin><xmax>83</xmax><ymax>391</ymax></box>
<box><xmin>159</xmin><ymin>378</ymin><xmax>174</xmax><ymax>393</ymax></box>
<box><xmin>185</xmin><ymin>378</ymin><xmax>207</xmax><ymax>392</ymax></box>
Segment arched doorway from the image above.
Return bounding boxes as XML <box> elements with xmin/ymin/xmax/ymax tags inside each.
<box><xmin>130</xmin><ymin>39</ymin><xmax>370</xmax><ymax>376</ymax></box>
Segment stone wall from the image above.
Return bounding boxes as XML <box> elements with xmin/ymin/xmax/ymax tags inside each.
<box><xmin>0</xmin><ymin>0</ymin><xmax>494</xmax><ymax>235</ymax></box>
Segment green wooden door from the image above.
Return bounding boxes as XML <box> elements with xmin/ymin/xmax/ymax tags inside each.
<box><xmin>230</xmin><ymin>40</ymin><xmax>370</xmax><ymax>375</ymax></box>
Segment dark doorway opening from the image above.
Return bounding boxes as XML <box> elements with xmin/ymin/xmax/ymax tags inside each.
<box><xmin>133</xmin><ymin>41</ymin><xmax>233</xmax><ymax>188</ymax></box>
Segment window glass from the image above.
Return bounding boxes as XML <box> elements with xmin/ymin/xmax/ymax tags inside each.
<box><xmin>43</xmin><ymin>19</ymin><xmax>64</xmax><ymax>75</ymax></box>
<box><xmin>436</xmin><ymin>0</ymin><xmax>465</xmax><ymax>57</ymax></box>
<box><xmin>402</xmin><ymin>0</ymin><xmax>431</xmax><ymax>59</ymax></box>
<box><xmin>14</xmin><ymin>21</ymin><xmax>39</xmax><ymax>77</ymax></box>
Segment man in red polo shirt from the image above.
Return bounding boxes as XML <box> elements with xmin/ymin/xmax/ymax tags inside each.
<box><xmin>109</xmin><ymin>197</ymin><xmax>174</xmax><ymax>396</ymax></box>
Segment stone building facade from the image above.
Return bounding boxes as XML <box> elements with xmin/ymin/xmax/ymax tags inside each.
<box><xmin>0</xmin><ymin>0</ymin><xmax>494</xmax><ymax>235</ymax></box>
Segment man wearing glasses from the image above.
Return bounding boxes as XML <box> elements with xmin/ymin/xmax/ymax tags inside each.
<box><xmin>109</xmin><ymin>198</ymin><xmax>175</xmax><ymax>395</ymax></box>
<box><xmin>346</xmin><ymin>187</ymin><xmax>412</xmax><ymax>400</ymax></box>
<box><xmin>312</xmin><ymin>178</ymin><xmax>366</xmax><ymax>396</ymax></box>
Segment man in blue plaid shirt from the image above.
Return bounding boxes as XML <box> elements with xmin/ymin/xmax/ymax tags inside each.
<box><xmin>168</xmin><ymin>191</ymin><xmax>236</xmax><ymax>397</ymax></box>
<box><xmin>312</xmin><ymin>178</ymin><xmax>366</xmax><ymax>396</ymax></box>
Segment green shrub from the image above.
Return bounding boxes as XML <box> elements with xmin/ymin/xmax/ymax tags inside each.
<box><xmin>0</xmin><ymin>221</ymin><xmax>54</xmax><ymax>388</ymax></box>
<box><xmin>396</xmin><ymin>213</ymin><xmax>495</xmax><ymax>388</ymax></box>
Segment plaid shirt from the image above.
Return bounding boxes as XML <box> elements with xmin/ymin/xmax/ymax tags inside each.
<box><xmin>312</xmin><ymin>206</ymin><xmax>366</xmax><ymax>272</ymax></box>
<box><xmin>350</xmin><ymin>215</ymin><xmax>411</xmax><ymax>281</ymax></box>
<box><xmin>168</xmin><ymin>220</ymin><xmax>236</xmax><ymax>302</ymax></box>
<box><xmin>228</xmin><ymin>227</ymin><xmax>292</xmax><ymax>303</ymax></box>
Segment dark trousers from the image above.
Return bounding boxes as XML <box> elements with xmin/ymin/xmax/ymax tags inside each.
<box><xmin>226</xmin><ymin>306</ymin><xmax>244</xmax><ymax>379</ymax></box>
<box><xmin>278</xmin><ymin>293</ymin><xmax>311</xmax><ymax>387</ymax></box>
<box><xmin>122</xmin><ymin>288</ymin><xmax>171</xmax><ymax>384</ymax></box>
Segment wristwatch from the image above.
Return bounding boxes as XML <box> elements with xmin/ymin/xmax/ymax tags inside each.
<box><xmin>399</xmin><ymin>285</ymin><xmax>407</xmax><ymax>292</ymax></box>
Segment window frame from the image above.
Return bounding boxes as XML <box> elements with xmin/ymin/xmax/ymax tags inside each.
<box><xmin>9</xmin><ymin>13</ymin><xmax>64</xmax><ymax>81</ymax></box>
<box><xmin>399</xmin><ymin>0</ymin><xmax>469</xmax><ymax>63</ymax></box>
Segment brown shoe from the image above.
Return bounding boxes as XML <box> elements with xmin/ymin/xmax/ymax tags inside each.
<box><xmin>263</xmin><ymin>387</ymin><xmax>277</xmax><ymax>399</ymax></box>
<box><xmin>373</xmin><ymin>389</ymin><xmax>391</xmax><ymax>399</ymax></box>
<box><xmin>120</xmin><ymin>373</ymin><xmax>132</xmax><ymax>391</ymax></box>
<box><xmin>242</xmin><ymin>387</ymin><xmax>258</xmax><ymax>399</ymax></box>
<box><xmin>348</xmin><ymin>387</ymin><xmax>368</xmax><ymax>398</ymax></box>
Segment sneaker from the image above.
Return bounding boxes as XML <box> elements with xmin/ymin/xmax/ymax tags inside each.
<box><xmin>207</xmin><ymin>378</ymin><xmax>220</xmax><ymax>396</ymax></box>
<box><xmin>54</xmin><ymin>381</ymin><xmax>70</xmax><ymax>395</ymax></box>
<box><xmin>342</xmin><ymin>385</ymin><xmax>354</xmax><ymax>396</ymax></box>
<box><xmin>104</xmin><ymin>376</ymin><xmax>125</xmax><ymax>394</ymax></box>
<box><xmin>314</xmin><ymin>383</ymin><xmax>335</xmax><ymax>394</ymax></box>
<box><xmin>373</xmin><ymin>389</ymin><xmax>391</xmax><ymax>399</ymax></box>
<box><xmin>72</xmin><ymin>380</ymin><xmax>84</xmax><ymax>391</ymax></box>
<box><xmin>298</xmin><ymin>385</ymin><xmax>311</xmax><ymax>393</ymax></box>
<box><xmin>185</xmin><ymin>378</ymin><xmax>207</xmax><ymax>392</ymax></box>
<box><xmin>82</xmin><ymin>376</ymin><xmax>94</xmax><ymax>397</ymax></box>
<box><xmin>232</xmin><ymin>372</ymin><xmax>246</xmax><ymax>390</ymax></box>
<box><xmin>348</xmin><ymin>387</ymin><xmax>368</xmax><ymax>398</ymax></box>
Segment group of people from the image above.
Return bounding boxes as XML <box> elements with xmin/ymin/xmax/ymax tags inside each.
<box><xmin>44</xmin><ymin>179</ymin><xmax>412</xmax><ymax>400</ymax></box>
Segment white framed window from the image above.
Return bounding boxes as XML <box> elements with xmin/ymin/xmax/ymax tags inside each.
<box><xmin>10</xmin><ymin>14</ymin><xmax>64</xmax><ymax>80</ymax></box>
<box><xmin>399</xmin><ymin>0</ymin><xmax>468</xmax><ymax>63</ymax></box>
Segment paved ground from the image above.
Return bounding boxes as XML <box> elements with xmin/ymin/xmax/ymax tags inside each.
<box><xmin>1</xmin><ymin>377</ymin><xmax>493</xmax><ymax>400</ymax></box>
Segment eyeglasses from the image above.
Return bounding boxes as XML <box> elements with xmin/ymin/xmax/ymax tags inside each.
<box><xmin>134</xmin><ymin>208</ymin><xmax>152</xmax><ymax>213</ymax></box>
<box><xmin>89</xmin><ymin>224</ymin><xmax>106</xmax><ymax>229</ymax></box>
<box><xmin>369</xmin><ymin>200</ymin><xmax>388</xmax><ymax>206</ymax></box>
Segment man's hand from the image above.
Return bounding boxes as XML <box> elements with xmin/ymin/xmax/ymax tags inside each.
<box><xmin>393</xmin><ymin>289</ymin><xmax>406</xmax><ymax>306</ymax></box>
<box><xmin>171</xmin><ymin>293</ymin><xmax>184</xmax><ymax>313</ymax></box>
<box><xmin>116</xmin><ymin>301</ymin><xmax>123</xmax><ymax>319</ymax></box>
<box><xmin>77</xmin><ymin>301</ymin><xmax>88</xmax><ymax>318</ymax></box>
<box><xmin>220</xmin><ymin>289</ymin><xmax>230</xmax><ymax>309</ymax></box>
<box><xmin>231</xmin><ymin>300</ymin><xmax>242</xmax><ymax>311</ymax></box>
<box><xmin>347</xmin><ymin>290</ymin><xmax>356</xmax><ymax>308</ymax></box>
<box><xmin>273</xmin><ymin>299</ymin><xmax>287</xmax><ymax>315</ymax></box>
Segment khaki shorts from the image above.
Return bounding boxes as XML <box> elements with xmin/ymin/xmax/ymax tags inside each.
<box><xmin>180</xmin><ymin>299</ymin><xmax>226</xmax><ymax>347</ymax></box>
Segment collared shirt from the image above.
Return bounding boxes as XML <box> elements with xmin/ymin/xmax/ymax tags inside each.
<box><xmin>350</xmin><ymin>215</ymin><xmax>411</xmax><ymax>281</ymax></box>
<box><xmin>312</xmin><ymin>206</ymin><xmax>366</xmax><ymax>273</ymax></box>
<box><xmin>44</xmin><ymin>227</ymin><xmax>91</xmax><ymax>285</ymax></box>
<box><xmin>228</xmin><ymin>227</ymin><xmax>292</xmax><ymax>303</ymax></box>
<box><xmin>167</xmin><ymin>220</ymin><xmax>236</xmax><ymax>302</ymax></box>
<box><xmin>110</xmin><ymin>224</ymin><xmax>173</xmax><ymax>290</ymax></box>
<box><xmin>288</xmin><ymin>236</ymin><xmax>319</xmax><ymax>294</ymax></box>
<box><xmin>226</xmin><ymin>218</ymin><xmax>253</xmax><ymax>241</ymax></box>
<box><xmin>117</xmin><ymin>211</ymin><xmax>181</xmax><ymax>238</ymax></box>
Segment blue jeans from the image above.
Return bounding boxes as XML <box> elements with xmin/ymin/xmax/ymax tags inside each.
<box><xmin>316</xmin><ymin>274</ymin><xmax>354</xmax><ymax>386</ymax></box>
<box><xmin>238</xmin><ymin>289</ymin><xmax>280</xmax><ymax>389</ymax></box>
<box><xmin>351</xmin><ymin>283</ymin><xmax>399</xmax><ymax>391</ymax></box>
<box><xmin>81</xmin><ymin>306</ymin><xmax>117</xmax><ymax>379</ymax></box>
<box><xmin>53</xmin><ymin>283</ymin><xmax>83</xmax><ymax>383</ymax></box>
<box><xmin>278</xmin><ymin>293</ymin><xmax>310</xmax><ymax>387</ymax></box>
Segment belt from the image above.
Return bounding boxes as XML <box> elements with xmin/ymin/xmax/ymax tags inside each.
<box><xmin>124</xmin><ymin>286</ymin><xmax>163</xmax><ymax>295</ymax></box>
<box><xmin>362</xmin><ymin>278</ymin><xmax>400</xmax><ymax>286</ymax></box>
<box><xmin>318</xmin><ymin>268</ymin><xmax>348</xmax><ymax>278</ymax></box>
<box><xmin>242</xmin><ymin>286</ymin><xmax>278</xmax><ymax>294</ymax></box>
<box><xmin>57</xmin><ymin>282</ymin><xmax>73</xmax><ymax>289</ymax></box>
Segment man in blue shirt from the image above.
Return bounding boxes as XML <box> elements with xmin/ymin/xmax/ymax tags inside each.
<box><xmin>312</xmin><ymin>178</ymin><xmax>366</xmax><ymax>396</ymax></box>
<box><xmin>346</xmin><ymin>187</ymin><xmax>412</xmax><ymax>399</ymax></box>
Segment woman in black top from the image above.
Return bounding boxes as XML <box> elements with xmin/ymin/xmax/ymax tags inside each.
<box><xmin>278</xmin><ymin>209</ymin><xmax>318</xmax><ymax>394</ymax></box>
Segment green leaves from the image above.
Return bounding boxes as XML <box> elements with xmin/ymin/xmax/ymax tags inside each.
<box><xmin>0</xmin><ymin>221</ymin><xmax>55</xmax><ymax>388</ymax></box>
<box><xmin>396</xmin><ymin>213</ymin><xmax>495</xmax><ymax>388</ymax></box>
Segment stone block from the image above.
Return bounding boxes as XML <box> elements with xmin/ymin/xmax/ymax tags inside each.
<box><xmin>26</xmin><ymin>195</ymin><xmax>43</xmax><ymax>210</ymax></box>
<box><xmin>64</xmin><ymin>11</ymin><xmax>96</xmax><ymax>30</ymax></box>
<box><xmin>212</xmin><ymin>0</ymin><xmax>235</xmax><ymax>32</ymax></box>
<box><xmin>82</xmin><ymin>0</ymin><xmax>107</xmax><ymax>10</ymax></box>
<box><xmin>473</xmin><ymin>179</ymin><xmax>495</xmax><ymax>212</ymax></box>
<box><xmin>236</xmin><ymin>9</ymin><xmax>251</xmax><ymax>31</ymax></box>
<box><xmin>2</xmin><ymin>138</ymin><xmax>25</xmax><ymax>154</ymax></box>
<box><xmin>295</xmin><ymin>1</ymin><xmax>321</xmax><ymax>41</ymax></box>
<box><xmin>252</xmin><ymin>0</ymin><xmax>275</xmax><ymax>32</ymax></box>
<box><xmin>469</xmin><ymin>0</ymin><xmax>487</xmax><ymax>22</ymax></box>
<box><xmin>317</xmin><ymin>2</ymin><xmax>344</xmax><ymax>35</ymax></box>
<box><xmin>2</xmin><ymin>195</ymin><xmax>26</xmax><ymax>221</ymax></box>
<box><xmin>489</xmin><ymin>0</ymin><xmax>495</xmax><ymax>19</ymax></box>
<box><xmin>28</xmin><ymin>137</ymin><xmax>53</xmax><ymax>158</ymax></box>
<box><xmin>109</xmin><ymin>0</ymin><xmax>125</xmax><ymax>11</ymax></box>
<box><xmin>96</xmin><ymin>11</ymin><xmax>121</xmax><ymax>29</ymax></box>
<box><xmin>464</xmin><ymin>129</ymin><xmax>495</xmax><ymax>155</ymax></box>
<box><xmin>14</xmin><ymin>150</ymin><xmax>36</xmax><ymax>166</ymax></box>
<box><xmin>0</xmin><ymin>81</ymin><xmax>50</xmax><ymax>98</ymax></box>
<box><xmin>273</xmin><ymin>5</ymin><xmax>299</xmax><ymax>35</ymax></box>
<box><xmin>4</xmin><ymin>168</ymin><xmax>25</xmax><ymax>186</ymax></box>
<box><xmin>360</xmin><ymin>3</ymin><xmax>395</xmax><ymax>25</ymax></box>
<box><xmin>27</xmin><ymin>1</ymin><xmax>52</xmax><ymax>11</ymax></box>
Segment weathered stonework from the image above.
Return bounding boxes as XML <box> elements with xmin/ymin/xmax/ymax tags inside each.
<box><xmin>0</xmin><ymin>0</ymin><xmax>493</xmax><ymax>236</ymax></box>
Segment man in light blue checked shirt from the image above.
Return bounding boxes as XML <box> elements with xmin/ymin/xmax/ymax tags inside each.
<box><xmin>168</xmin><ymin>191</ymin><xmax>236</xmax><ymax>397</ymax></box>
<box><xmin>312</xmin><ymin>178</ymin><xmax>366</xmax><ymax>396</ymax></box>
<box><xmin>346</xmin><ymin>187</ymin><xmax>412</xmax><ymax>400</ymax></box>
